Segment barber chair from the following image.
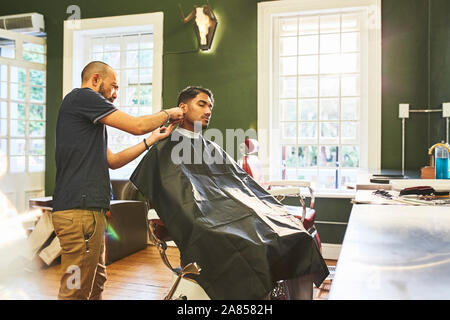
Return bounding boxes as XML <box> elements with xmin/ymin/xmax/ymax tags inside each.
<box><xmin>238</xmin><ymin>139</ymin><xmax>322</xmax><ymax>299</ymax></box>
<box><xmin>106</xmin><ymin>180</ymin><xmax>148</xmax><ymax>265</ymax></box>
<box><xmin>238</xmin><ymin>139</ymin><xmax>321</xmax><ymax>252</ymax></box>
<box><xmin>147</xmin><ymin>204</ymin><xmax>210</xmax><ymax>300</ymax></box>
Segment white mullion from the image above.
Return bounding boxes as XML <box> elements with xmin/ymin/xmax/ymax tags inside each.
<box><xmin>25</xmin><ymin>65</ymin><xmax>30</xmax><ymax>173</ymax></box>
<box><xmin>317</xmin><ymin>14</ymin><xmax>321</xmax><ymax>181</ymax></box>
<box><xmin>295</xmin><ymin>16</ymin><xmax>299</xmax><ymax>176</ymax></box>
<box><xmin>338</xmin><ymin>13</ymin><xmax>343</xmax><ymax>187</ymax></box>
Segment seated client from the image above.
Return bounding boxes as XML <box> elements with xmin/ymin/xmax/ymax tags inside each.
<box><xmin>130</xmin><ymin>86</ymin><xmax>329</xmax><ymax>300</ymax></box>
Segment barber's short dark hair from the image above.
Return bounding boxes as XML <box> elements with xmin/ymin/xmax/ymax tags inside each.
<box><xmin>81</xmin><ymin>61</ymin><xmax>111</xmax><ymax>83</ymax></box>
<box><xmin>177</xmin><ymin>86</ymin><xmax>214</xmax><ymax>106</ymax></box>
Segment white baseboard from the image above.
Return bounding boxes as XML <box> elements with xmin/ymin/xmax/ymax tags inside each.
<box><xmin>321</xmin><ymin>243</ymin><xmax>341</xmax><ymax>260</ymax></box>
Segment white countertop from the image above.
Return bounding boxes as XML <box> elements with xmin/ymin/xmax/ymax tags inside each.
<box><xmin>329</xmin><ymin>204</ymin><xmax>450</xmax><ymax>300</ymax></box>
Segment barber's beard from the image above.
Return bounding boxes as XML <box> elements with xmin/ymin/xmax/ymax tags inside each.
<box><xmin>98</xmin><ymin>83</ymin><xmax>114</xmax><ymax>103</ymax></box>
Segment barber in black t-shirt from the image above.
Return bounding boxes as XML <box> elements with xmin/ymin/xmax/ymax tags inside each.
<box><xmin>52</xmin><ymin>61</ymin><xmax>183</xmax><ymax>300</ymax></box>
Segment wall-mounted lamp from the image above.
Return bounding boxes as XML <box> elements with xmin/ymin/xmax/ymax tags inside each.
<box><xmin>179</xmin><ymin>1</ymin><xmax>218</xmax><ymax>51</ymax></box>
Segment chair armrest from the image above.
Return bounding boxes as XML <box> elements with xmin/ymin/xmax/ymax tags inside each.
<box><xmin>264</xmin><ymin>180</ymin><xmax>315</xmax><ymax>223</ymax></box>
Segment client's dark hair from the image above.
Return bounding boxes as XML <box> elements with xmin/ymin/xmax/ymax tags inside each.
<box><xmin>177</xmin><ymin>86</ymin><xmax>214</xmax><ymax>106</ymax></box>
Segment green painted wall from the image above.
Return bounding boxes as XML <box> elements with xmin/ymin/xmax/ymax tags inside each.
<box><xmin>382</xmin><ymin>0</ymin><xmax>450</xmax><ymax>171</ymax></box>
<box><xmin>0</xmin><ymin>0</ymin><xmax>260</xmax><ymax>194</ymax></box>
<box><xmin>1</xmin><ymin>0</ymin><xmax>449</xmax><ymax>245</ymax></box>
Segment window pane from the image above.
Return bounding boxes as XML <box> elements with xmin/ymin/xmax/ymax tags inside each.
<box><xmin>0</xmin><ymin>119</ymin><xmax>6</xmax><ymax>136</ymax></box>
<box><xmin>92</xmin><ymin>52</ymin><xmax>104</xmax><ymax>61</ymax></box>
<box><xmin>10</xmin><ymin>120</ymin><xmax>26</xmax><ymax>136</ymax></box>
<box><xmin>280</xmin><ymin>100</ymin><xmax>297</xmax><ymax>121</ymax></box>
<box><xmin>23</xmin><ymin>42</ymin><xmax>45</xmax><ymax>54</ymax></box>
<box><xmin>126</xmin><ymin>87</ymin><xmax>139</xmax><ymax>106</ymax></box>
<box><xmin>91</xmin><ymin>38</ymin><xmax>104</xmax><ymax>52</ymax></box>
<box><xmin>340</xmin><ymin>169</ymin><xmax>358</xmax><ymax>188</ymax></box>
<box><xmin>280</xmin><ymin>57</ymin><xmax>297</xmax><ymax>76</ymax></box>
<box><xmin>298</xmin><ymin>77</ymin><xmax>318</xmax><ymax>97</ymax></box>
<box><xmin>138</xmin><ymin>86</ymin><xmax>152</xmax><ymax>106</ymax></box>
<box><xmin>320</xmin><ymin>99</ymin><xmax>339</xmax><ymax>120</ymax></box>
<box><xmin>298</xmin><ymin>55</ymin><xmax>318</xmax><ymax>75</ymax></box>
<box><xmin>341</xmin><ymin>98</ymin><xmax>359</xmax><ymax>120</ymax></box>
<box><xmin>341</xmin><ymin>121</ymin><xmax>358</xmax><ymax>140</ymax></box>
<box><xmin>280</xmin><ymin>18</ymin><xmax>298</xmax><ymax>36</ymax></box>
<box><xmin>318</xmin><ymin>146</ymin><xmax>338</xmax><ymax>167</ymax></box>
<box><xmin>140</xmin><ymin>34</ymin><xmax>154</xmax><ymax>49</ymax></box>
<box><xmin>320</xmin><ymin>33</ymin><xmax>340</xmax><ymax>54</ymax></box>
<box><xmin>298</xmin><ymin>146</ymin><xmax>317</xmax><ymax>167</ymax></box>
<box><xmin>283</xmin><ymin>145</ymin><xmax>297</xmax><ymax>168</ymax></box>
<box><xmin>299</xmin><ymin>35</ymin><xmax>318</xmax><ymax>54</ymax></box>
<box><xmin>29</xmin><ymin>156</ymin><xmax>45</xmax><ymax>172</ymax></box>
<box><xmin>0</xmin><ymin>37</ymin><xmax>15</xmax><ymax>58</ymax></box>
<box><xmin>0</xmin><ymin>139</ymin><xmax>6</xmax><ymax>155</ymax></box>
<box><xmin>318</xmin><ymin>169</ymin><xmax>338</xmax><ymax>189</ymax></box>
<box><xmin>30</xmin><ymin>105</ymin><xmax>45</xmax><ymax>121</ymax></box>
<box><xmin>30</xmin><ymin>86</ymin><xmax>45</xmax><ymax>102</ymax></box>
<box><xmin>297</xmin><ymin>168</ymin><xmax>318</xmax><ymax>185</ymax></box>
<box><xmin>280</xmin><ymin>37</ymin><xmax>297</xmax><ymax>56</ymax></box>
<box><xmin>320</xmin><ymin>76</ymin><xmax>339</xmax><ymax>97</ymax></box>
<box><xmin>320</xmin><ymin>122</ymin><xmax>339</xmax><ymax>140</ymax></box>
<box><xmin>103</xmin><ymin>51</ymin><xmax>120</xmax><ymax>69</ymax></box>
<box><xmin>320</xmin><ymin>15</ymin><xmax>340</xmax><ymax>33</ymax></box>
<box><xmin>30</xmin><ymin>70</ymin><xmax>45</xmax><ymax>86</ymax></box>
<box><xmin>10</xmin><ymin>139</ymin><xmax>25</xmax><ymax>155</ymax></box>
<box><xmin>29</xmin><ymin>139</ymin><xmax>45</xmax><ymax>155</ymax></box>
<box><xmin>298</xmin><ymin>122</ymin><xmax>317</xmax><ymax>139</ymax></box>
<box><xmin>10</xmin><ymin>103</ymin><xmax>26</xmax><ymax>119</ymax></box>
<box><xmin>1</xmin><ymin>101</ymin><xmax>7</xmax><ymax>118</ymax></box>
<box><xmin>342</xmin><ymin>14</ymin><xmax>360</xmax><ymax>32</ymax></box>
<box><xmin>0</xmin><ymin>65</ymin><xmax>7</xmax><ymax>81</ymax></box>
<box><xmin>103</xmin><ymin>37</ymin><xmax>121</xmax><ymax>52</ymax></box>
<box><xmin>127</xmin><ymin>51</ymin><xmax>139</xmax><ymax>68</ymax></box>
<box><xmin>125</xmin><ymin>69</ymin><xmax>139</xmax><ymax>85</ymax></box>
<box><xmin>341</xmin><ymin>53</ymin><xmax>360</xmax><ymax>73</ymax></box>
<box><xmin>299</xmin><ymin>99</ymin><xmax>318</xmax><ymax>120</ymax></box>
<box><xmin>124</xmin><ymin>35</ymin><xmax>139</xmax><ymax>50</ymax></box>
<box><xmin>139</xmin><ymin>50</ymin><xmax>153</xmax><ymax>68</ymax></box>
<box><xmin>9</xmin><ymin>156</ymin><xmax>25</xmax><ymax>173</ymax></box>
<box><xmin>341</xmin><ymin>146</ymin><xmax>359</xmax><ymax>167</ymax></box>
<box><xmin>281</xmin><ymin>122</ymin><xmax>297</xmax><ymax>139</ymax></box>
<box><xmin>10</xmin><ymin>83</ymin><xmax>27</xmax><ymax>101</ymax></box>
<box><xmin>341</xmin><ymin>75</ymin><xmax>360</xmax><ymax>96</ymax></box>
<box><xmin>342</xmin><ymin>32</ymin><xmax>360</xmax><ymax>52</ymax></box>
<box><xmin>140</xmin><ymin>68</ymin><xmax>152</xmax><ymax>84</ymax></box>
<box><xmin>11</xmin><ymin>67</ymin><xmax>26</xmax><ymax>83</ymax></box>
<box><xmin>280</xmin><ymin>77</ymin><xmax>297</xmax><ymax>98</ymax></box>
<box><xmin>0</xmin><ymin>82</ymin><xmax>7</xmax><ymax>99</ymax></box>
<box><xmin>23</xmin><ymin>52</ymin><xmax>45</xmax><ymax>64</ymax></box>
<box><xmin>320</xmin><ymin>54</ymin><xmax>341</xmax><ymax>74</ymax></box>
<box><xmin>29</xmin><ymin>121</ymin><xmax>45</xmax><ymax>137</ymax></box>
<box><xmin>299</xmin><ymin>16</ymin><xmax>319</xmax><ymax>35</ymax></box>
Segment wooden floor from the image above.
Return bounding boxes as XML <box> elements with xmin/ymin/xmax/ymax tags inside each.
<box><xmin>0</xmin><ymin>245</ymin><xmax>335</xmax><ymax>300</ymax></box>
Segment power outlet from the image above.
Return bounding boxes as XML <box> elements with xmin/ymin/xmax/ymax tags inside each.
<box><xmin>443</xmin><ymin>102</ymin><xmax>450</xmax><ymax>118</ymax></box>
<box><xmin>399</xmin><ymin>104</ymin><xmax>409</xmax><ymax>119</ymax></box>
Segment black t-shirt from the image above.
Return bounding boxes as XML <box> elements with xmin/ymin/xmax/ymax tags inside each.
<box><xmin>53</xmin><ymin>88</ymin><xmax>117</xmax><ymax>212</ymax></box>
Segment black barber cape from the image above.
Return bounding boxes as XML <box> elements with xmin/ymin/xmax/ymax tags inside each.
<box><xmin>130</xmin><ymin>130</ymin><xmax>329</xmax><ymax>299</ymax></box>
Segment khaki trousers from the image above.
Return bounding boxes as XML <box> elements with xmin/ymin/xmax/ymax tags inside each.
<box><xmin>52</xmin><ymin>209</ymin><xmax>107</xmax><ymax>300</ymax></box>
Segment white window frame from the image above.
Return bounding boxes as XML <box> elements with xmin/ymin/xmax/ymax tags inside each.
<box><xmin>258</xmin><ymin>0</ymin><xmax>381</xmax><ymax>196</ymax></box>
<box><xmin>0</xmin><ymin>28</ymin><xmax>47</xmax><ymax>214</ymax></box>
<box><xmin>62</xmin><ymin>12</ymin><xmax>163</xmax><ymax>112</ymax></box>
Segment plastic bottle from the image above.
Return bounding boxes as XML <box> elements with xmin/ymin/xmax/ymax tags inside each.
<box><xmin>435</xmin><ymin>145</ymin><xmax>450</xmax><ymax>179</ymax></box>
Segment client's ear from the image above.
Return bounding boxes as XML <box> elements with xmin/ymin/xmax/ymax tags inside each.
<box><xmin>179</xmin><ymin>103</ymin><xmax>188</xmax><ymax>113</ymax></box>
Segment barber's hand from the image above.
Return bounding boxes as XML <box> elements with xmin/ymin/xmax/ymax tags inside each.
<box><xmin>146</xmin><ymin>123</ymin><xmax>176</xmax><ymax>145</ymax></box>
<box><xmin>166</xmin><ymin>107</ymin><xmax>184</xmax><ymax>122</ymax></box>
